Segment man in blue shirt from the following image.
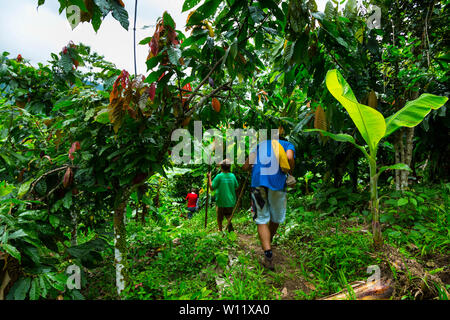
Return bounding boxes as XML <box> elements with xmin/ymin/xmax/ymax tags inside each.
<box><xmin>243</xmin><ymin>134</ymin><xmax>295</xmax><ymax>271</ymax></box>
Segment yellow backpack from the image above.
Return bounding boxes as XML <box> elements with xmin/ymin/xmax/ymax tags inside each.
<box><xmin>271</xmin><ymin>140</ymin><xmax>290</xmax><ymax>173</ymax></box>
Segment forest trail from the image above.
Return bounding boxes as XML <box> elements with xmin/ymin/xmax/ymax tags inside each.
<box><xmin>236</xmin><ymin>233</ymin><xmax>313</xmax><ymax>300</ymax></box>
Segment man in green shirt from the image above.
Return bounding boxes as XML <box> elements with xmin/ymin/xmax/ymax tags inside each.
<box><xmin>208</xmin><ymin>159</ymin><xmax>239</xmax><ymax>232</ymax></box>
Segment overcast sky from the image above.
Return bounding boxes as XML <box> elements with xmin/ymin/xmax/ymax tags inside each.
<box><xmin>0</xmin><ymin>0</ymin><xmax>330</xmax><ymax>75</ymax></box>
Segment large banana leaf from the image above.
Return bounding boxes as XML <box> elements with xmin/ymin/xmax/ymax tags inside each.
<box><xmin>384</xmin><ymin>93</ymin><xmax>448</xmax><ymax>137</ymax></box>
<box><xmin>305</xmin><ymin>129</ymin><xmax>368</xmax><ymax>157</ymax></box>
<box><xmin>326</xmin><ymin>69</ymin><xmax>386</xmax><ymax>152</ymax></box>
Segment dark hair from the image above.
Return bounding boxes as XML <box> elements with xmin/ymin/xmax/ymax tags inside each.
<box><xmin>220</xmin><ymin>159</ymin><xmax>231</xmax><ymax>172</ymax></box>
<box><xmin>191</xmin><ymin>188</ymin><xmax>196</xmax><ymax>193</ymax></box>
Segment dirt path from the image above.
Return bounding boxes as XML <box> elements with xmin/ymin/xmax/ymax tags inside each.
<box><xmin>236</xmin><ymin>233</ymin><xmax>313</xmax><ymax>300</ymax></box>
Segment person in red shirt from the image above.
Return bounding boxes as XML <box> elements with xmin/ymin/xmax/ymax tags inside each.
<box><xmin>185</xmin><ymin>188</ymin><xmax>199</xmax><ymax>219</ymax></box>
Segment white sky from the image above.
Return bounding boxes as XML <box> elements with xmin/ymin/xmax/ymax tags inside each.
<box><xmin>0</xmin><ymin>0</ymin><xmax>330</xmax><ymax>76</ymax></box>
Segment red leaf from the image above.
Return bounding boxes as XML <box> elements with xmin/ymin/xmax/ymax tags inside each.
<box><xmin>181</xmin><ymin>83</ymin><xmax>191</xmax><ymax>106</ymax></box>
<box><xmin>150</xmin><ymin>36</ymin><xmax>159</xmax><ymax>57</ymax></box>
<box><xmin>168</xmin><ymin>30</ymin><xmax>179</xmax><ymax>45</ymax></box>
<box><xmin>119</xmin><ymin>70</ymin><xmax>130</xmax><ymax>88</ymax></box>
<box><xmin>110</xmin><ymin>70</ymin><xmax>130</xmax><ymax>103</ymax></box>
<box><xmin>68</xmin><ymin>141</ymin><xmax>81</xmax><ymax>160</ymax></box>
<box><xmin>17</xmin><ymin>54</ymin><xmax>23</xmax><ymax>62</ymax></box>
<box><xmin>182</xmin><ymin>83</ymin><xmax>192</xmax><ymax>91</ymax></box>
<box><xmin>148</xmin><ymin>83</ymin><xmax>156</xmax><ymax>101</ymax></box>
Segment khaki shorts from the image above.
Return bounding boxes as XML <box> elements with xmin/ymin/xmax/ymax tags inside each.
<box><xmin>251</xmin><ymin>187</ymin><xmax>287</xmax><ymax>224</ymax></box>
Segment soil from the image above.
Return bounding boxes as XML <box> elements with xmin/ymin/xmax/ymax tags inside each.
<box><xmin>236</xmin><ymin>233</ymin><xmax>313</xmax><ymax>300</ymax></box>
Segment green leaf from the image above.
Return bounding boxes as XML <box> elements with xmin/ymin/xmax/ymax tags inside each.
<box><xmin>2</xmin><ymin>243</ymin><xmax>21</xmax><ymax>261</ymax></box>
<box><xmin>255</xmin><ymin>32</ymin><xmax>263</xmax><ymax>50</ymax></box>
<box><xmin>145</xmin><ymin>69</ymin><xmax>165</xmax><ymax>84</ymax></box>
<box><xmin>259</xmin><ymin>0</ymin><xmax>284</xmax><ymax>21</ymax></box>
<box><xmin>186</xmin><ymin>0</ymin><xmax>221</xmax><ymax>25</ymax></box>
<box><xmin>9</xmin><ymin>229</ymin><xmax>28</xmax><ymax>240</ymax></box>
<box><xmin>146</xmin><ymin>55</ymin><xmax>162</xmax><ymax>70</ymax></box>
<box><xmin>91</xmin><ymin>5</ymin><xmax>102</xmax><ymax>32</ymax></box>
<box><xmin>70</xmin><ymin>289</ymin><xmax>85</xmax><ymax>300</ymax></box>
<box><xmin>325</xmin><ymin>69</ymin><xmax>386</xmax><ymax>152</ymax></box>
<box><xmin>59</xmin><ymin>53</ymin><xmax>73</xmax><ymax>73</ymax></box>
<box><xmin>230</xmin><ymin>42</ymin><xmax>238</xmax><ymax>59</ymax></box>
<box><xmin>167</xmin><ymin>46</ymin><xmax>182</xmax><ymax>65</ymax></box>
<box><xmin>7</xmin><ymin>277</ymin><xmax>31</xmax><ymax>300</ymax></box>
<box><xmin>249</xmin><ymin>5</ymin><xmax>265</xmax><ymax>23</ymax></box>
<box><xmin>46</xmin><ymin>273</ymin><xmax>67</xmax><ymax>291</ymax></box>
<box><xmin>62</xmin><ymin>192</ymin><xmax>73</xmax><ymax>209</ymax></box>
<box><xmin>29</xmin><ymin>278</ymin><xmax>41</xmax><ymax>300</ymax></box>
<box><xmin>23</xmin><ymin>246</ymin><xmax>41</xmax><ymax>264</ymax></box>
<box><xmin>304</xmin><ymin>129</ymin><xmax>368</xmax><ymax>155</ymax></box>
<box><xmin>384</xmin><ymin>94</ymin><xmax>448</xmax><ymax>137</ymax></box>
<box><xmin>378</xmin><ymin>163</ymin><xmax>411</xmax><ymax>176</ymax></box>
<box><xmin>17</xmin><ymin>180</ymin><xmax>32</xmax><ymax>199</ymax></box>
<box><xmin>0</xmin><ymin>181</ymin><xmax>15</xmax><ymax>197</ymax></box>
<box><xmin>163</xmin><ymin>11</ymin><xmax>175</xmax><ymax>29</ymax></box>
<box><xmin>110</xmin><ymin>1</ymin><xmax>129</xmax><ymax>30</ymax></box>
<box><xmin>397</xmin><ymin>198</ymin><xmax>408</xmax><ymax>206</ymax></box>
<box><xmin>95</xmin><ymin>108</ymin><xmax>110</xmax><ymax>124</ymax></box>
<box><xmin>49</xmin><ymin>215</ymin><xmax>60</xmax><ymax>228</ymax></box>
<box><xmin>138</xmin><ymin>37</ymin><xmax>152</xmax><ymax>45</ymax></box>
<box><xmin>19</xmin><ymin>210</ymin><xmax>47</xmax><ymax>220</ymax></box>
<box><xmin>39</xmin><ymin>275</ymin><xmax>48</xmax><ymax>298</ymax></box>
<box><xmin>182</xmin><ymin>0</ymin><xmax>202</xmax><ymax>12</ymax></box>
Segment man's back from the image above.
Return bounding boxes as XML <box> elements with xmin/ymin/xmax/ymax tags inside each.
<box><xmin>212</xmin><ymin>172</ymin><xmax>238</xmax><ymax>208</ymax></box>
<box><xmin>251</xmin><ymin>140</ymin><xmax>295</xmax><ymax>191</ymax></box>
<box><xmin>186</xmin><ymin>192</ymin><xmax>198</xmax><ymax>207</ymax></box>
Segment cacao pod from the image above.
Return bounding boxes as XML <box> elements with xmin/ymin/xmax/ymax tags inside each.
<box><xmin>63</xmin><ymin>167</ymin><xmax>74</xmax><ymax>188</ymax></box>
<box><xmin>212</xmin><ymin>98</ymin><xmax>220</xmax><ymax>112</ymax></box>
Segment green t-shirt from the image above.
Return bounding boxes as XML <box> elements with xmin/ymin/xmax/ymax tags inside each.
<box><xmin>212</xmin><ymin>172</ymin><xmax>239</xmax><ymax>208</ymax></box>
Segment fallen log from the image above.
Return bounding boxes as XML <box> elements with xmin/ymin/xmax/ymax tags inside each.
<box><xmin>321</xmin><ymin>278</ymin><xmax>393</xmax><ymax>300</ymax></box>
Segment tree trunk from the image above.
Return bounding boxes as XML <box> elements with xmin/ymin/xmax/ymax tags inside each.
<box><xmin>402</xmin><ymin>127</ymin><xmax>415</xmax><ymax>189</ymax></box>
<box><xmin>141</xmin><ymin>202</ymin><xmax>147</xmax><ymax>224</ymax></box>
<box><xmin>369</xmin><ymin>154</ymin><xmax>382</xmax><ymax>249</ymax></box>
<box><xmin>113</xmin><ymin>190</ymin><xmax>130</xmax><ymax>298</ymax></box>
<box><xmin>393</xmin><ymin>126</ymin><xmax>414</xmax><ymax>191</ymax></box>
<box><xmin>394</xmin><ymin>130</ymin><xmax>402</xmax><ymax>190</ymax></box>
<box><xmin>394</xmin><ymin>90</ymin><xmax>419</xmax><ymax>191</ymax></box>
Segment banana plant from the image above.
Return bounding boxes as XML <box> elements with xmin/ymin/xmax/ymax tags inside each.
<box><xmin>306</xmin><ymin>69</ymin><xmax>448</xmax><ymax>248</ymax></box>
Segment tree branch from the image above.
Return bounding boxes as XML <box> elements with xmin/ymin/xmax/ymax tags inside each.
<box><xmin>183</xmin><ymin>55</ymin><xmax>226</xmax><ymax>108</ymax></box>
<box><xmin>28</xmin><ymin>165</ymin><xmax>78</xmax><ymax>196</ymax></box>
<box><xmin>184</xmin><ymin>81</ymin><xmax>232</xmax><ymax>118</ymax></box>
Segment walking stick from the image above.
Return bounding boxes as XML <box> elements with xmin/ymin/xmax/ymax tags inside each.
<box><xmin>205</xmin><ymin>154</ymin><xmax>212</xmax><ymax>229</ymax></box>
<box><xmin>225</xmin><ymin>172</ymin><xmax>250</xmax><ymax>232</ymax></box>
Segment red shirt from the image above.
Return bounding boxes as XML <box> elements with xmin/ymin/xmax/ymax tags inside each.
<box><xmin>186</xmin><ymin>193</ymin><xmax>198</xmax><ymax>208</ymax></box>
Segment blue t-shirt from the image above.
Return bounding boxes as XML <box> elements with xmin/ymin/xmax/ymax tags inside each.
<box><xmin>250</xmin><ymin>140</ymin><xmax>296</xmax><ymax>191</ymax></box>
